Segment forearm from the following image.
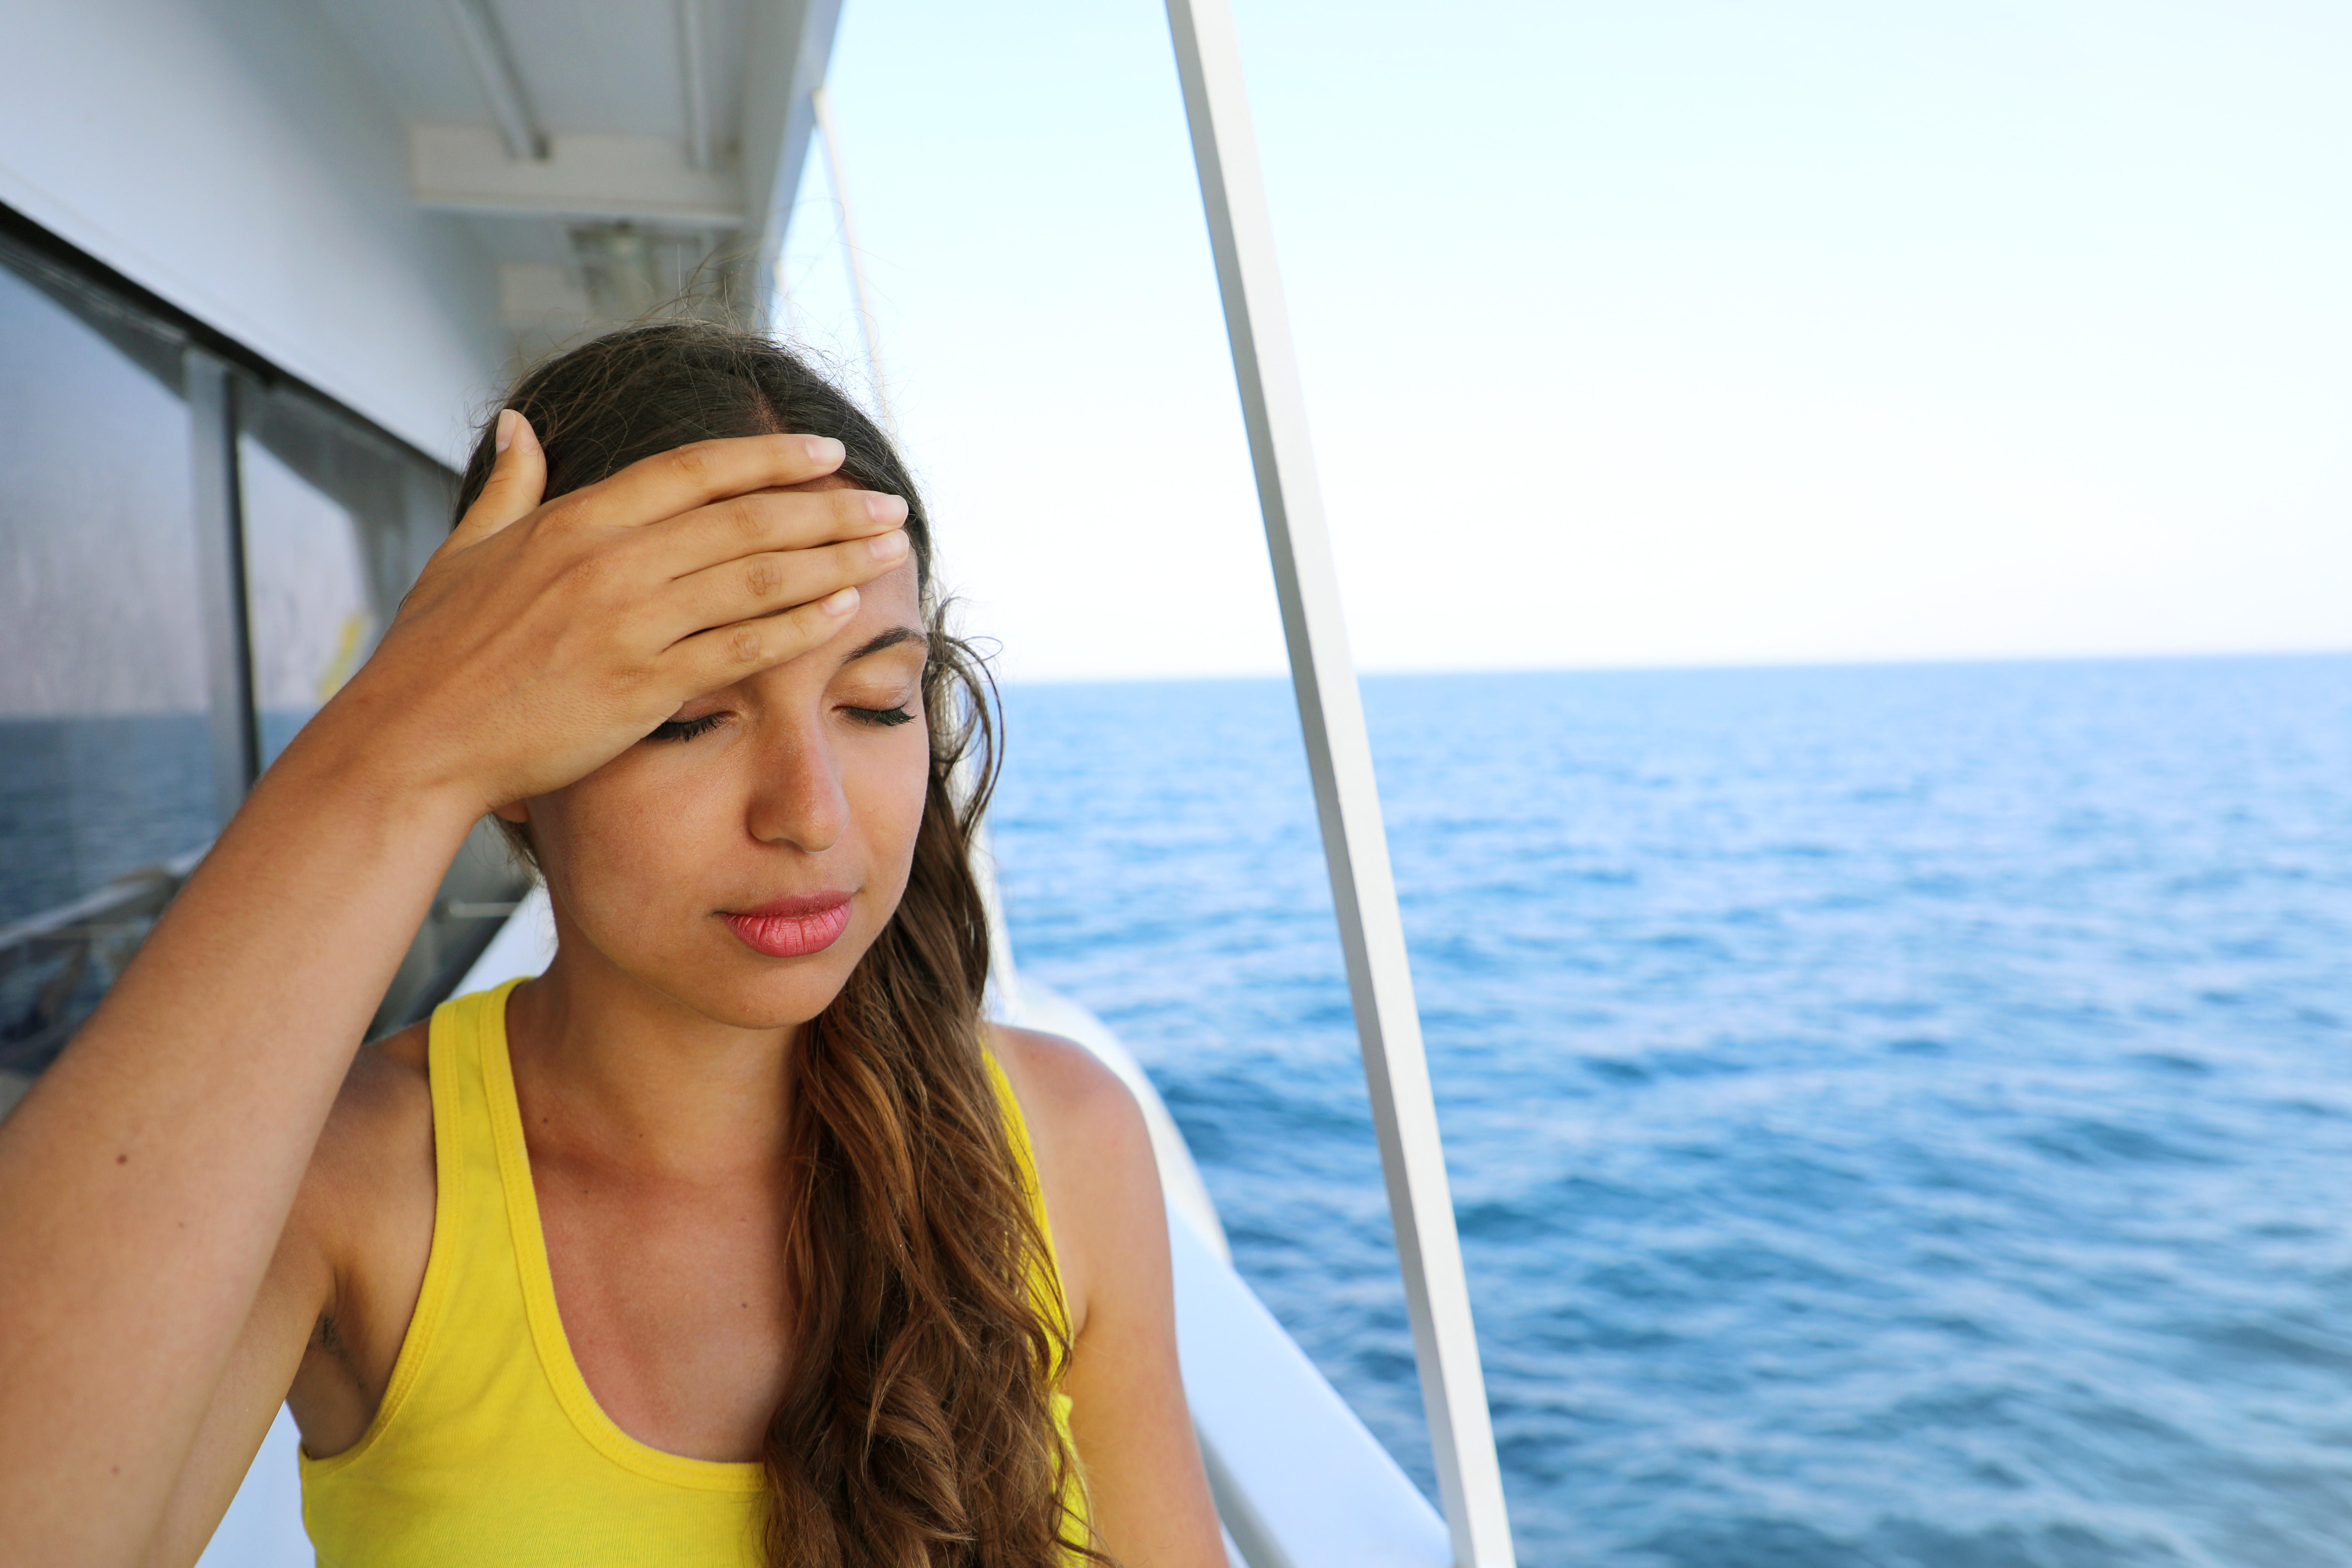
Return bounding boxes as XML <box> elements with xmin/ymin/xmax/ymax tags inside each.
<box><xmin>0</xmin><ymin>714</ymin><xmax>477</xmax><ymax>1562</ymax></box>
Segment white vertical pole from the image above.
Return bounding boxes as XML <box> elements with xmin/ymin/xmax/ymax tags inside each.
<box><xmin>810</xmin><ymin>84</ymin><xmax>896</xmax><ymax>438</ymax></box>
<box><xmin>1160</xmin><ymin>4</ymin><xmax>1516</xmax><ymax>1565</ymax></box>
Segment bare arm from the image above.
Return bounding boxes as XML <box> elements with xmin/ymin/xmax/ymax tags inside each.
<box><xmin>0</xmin><ymin>677</ymin><xmax>482</xmax><ymax>1567</ymax></box>
<box><xmin>140</xmin><ymin>1188</ymin><xmax>337</xmax><ymax>1568</ymax></box>
<box><xmin>995</xmin><ymin>1029</ymin><xmax>1226</xmax><ymax>1567</ymax></box>
<box><xmin>0</xmin><ymin>417</ymin><xmax>909</xmax><ymax>1565</ymax></box>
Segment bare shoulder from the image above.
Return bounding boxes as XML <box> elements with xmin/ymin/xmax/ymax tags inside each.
<box><xmin>310</xmin><ymin>1022</ymin><xmax>432</xmax><ymax>1195</ymax></box>
<box><xmin>984</xmin><ymin>1026</ymin><xmax>1165</xmax><ymax>1337</ymax></box>
<box><xmin>288</xmin><ymin>1019</ymin><xmax>435</xmax><ymax>1265</ymax></box>
<box><xmin>986</xmin><ymin>1025</ymin><xmax>1145</xmax><ymax>1150</ymax></box>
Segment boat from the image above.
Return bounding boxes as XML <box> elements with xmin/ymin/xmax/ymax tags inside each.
<box><xmin>0</xmin><ymin>3</ymin><xmax>1513</xmax><ymax>1563</ymax></box>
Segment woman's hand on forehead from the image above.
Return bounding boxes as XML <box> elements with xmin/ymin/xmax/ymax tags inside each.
<box><xmin>326</xmin><ymin>417</ymin><xmax>912</xmax><ymax>817</ymax></box>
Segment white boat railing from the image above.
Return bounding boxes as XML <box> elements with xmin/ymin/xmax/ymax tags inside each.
<box><xmin>1159</xmin><ymin>3</ymin><xmax>1518</xmax><ymax>1563</ymax></box>
<box><xmin>1009</xmin><ymin>979</ymin><xmax>1450</xmax><ymax>1568</ymax></box>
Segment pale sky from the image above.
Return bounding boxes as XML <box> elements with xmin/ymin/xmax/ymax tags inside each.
<box><xmin>788</xmin><ymin>0</ymin><xmax>2352</xmax><ymax>683</ymax></box>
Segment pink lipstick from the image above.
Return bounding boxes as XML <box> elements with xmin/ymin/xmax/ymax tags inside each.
<box><xmin>722</xmin><ymin>892</ymin><xmax>854</xmax><ymax>958</ymax></box>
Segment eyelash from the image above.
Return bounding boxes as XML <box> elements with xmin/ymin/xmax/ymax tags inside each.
<box><xmin>643</xmin><ymin>706</ymin><xmax>916</xmax><ymax>742</ymax></box>
<box><xmin>646</xmin><ymin>714</ymin><xmax>724</xmax><ymax>743</ymax></box>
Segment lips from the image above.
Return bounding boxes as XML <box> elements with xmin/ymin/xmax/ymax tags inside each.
<box><xmin>721</xmin><ymin>892</ymin><xmax>854</xmax><ymax>958</ymax></box>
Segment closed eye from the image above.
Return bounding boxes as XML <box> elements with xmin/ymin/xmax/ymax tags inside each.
<box><xmin>846</xmin><ymin>705</ymin><xmax>917</xmax><ymax>728</ymax></box>
<box><xmin>646</xmin><ymin>713</ymin><xmax>725</xmax><ymax>743</ymax></box>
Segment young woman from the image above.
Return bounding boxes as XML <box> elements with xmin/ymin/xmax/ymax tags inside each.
<box><xmin>0</xmin><ymin>323</ymin><xmax>1225</xmax><ymax>1567</ymax></box>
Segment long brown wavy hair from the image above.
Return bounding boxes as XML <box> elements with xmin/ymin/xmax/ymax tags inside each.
<box><xmin>453</xmin><ymin>321</ymin><xmax>1096</xmax><ymax>1568</ymax></box>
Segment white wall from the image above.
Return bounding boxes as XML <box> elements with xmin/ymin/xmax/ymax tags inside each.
<box><xmin>0</xmin><ymin>0</ymin><xmax>504</xmax><ymax>462</ymax></box>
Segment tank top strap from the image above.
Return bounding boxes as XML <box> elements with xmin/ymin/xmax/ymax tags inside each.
<box><xmin>980</xmin><ymin>1046</ymin><xmax>1074</xmax><ymax>1347</ymax></box>
<box><xmin>299</xmin><ymin>983</ymin><xmax>513</xmax><ymax>1488</ymax></box>
<box><xmin>979</xmin><ymin>1044</ymin><xmax>1091</xmax><ymax>1547</ymax></box>
<box><xmin>301</xmin><ymin>980</ymin><xmax>765</xmax><ymax>1568</ymax></box>
<box><xmin>465</xmin><ymin>979</ymin><xmax>763</xmax><ymax>1492</ymax></box>
<box><xmin>301</xmin><ymin>995</ymin><xmax>1081</xmax><ymax>1565</ymax></box>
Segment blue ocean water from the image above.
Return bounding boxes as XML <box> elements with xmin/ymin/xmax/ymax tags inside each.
<box><xmin>986</xmin><ymin>655</ymin><xmax>2352</xmax><ymax>1568</ymax></box>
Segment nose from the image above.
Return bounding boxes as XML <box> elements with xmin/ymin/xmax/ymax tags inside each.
<box><xmin>742</xmin><ymin>711</ymin><xmax>849</xmax><ymax>854</ymax></box>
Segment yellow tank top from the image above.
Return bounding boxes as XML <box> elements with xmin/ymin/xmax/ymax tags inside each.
<box><xmin>300</xmin><ymin>979</ymin><xmax>1083</xmax><ymax>1566</ymax></box>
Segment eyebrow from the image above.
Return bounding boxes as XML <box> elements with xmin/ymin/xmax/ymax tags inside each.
<box><xmin>844</xmin><ymin>626</ymin><xmax>927</xmax><ymax>663</ymax></box>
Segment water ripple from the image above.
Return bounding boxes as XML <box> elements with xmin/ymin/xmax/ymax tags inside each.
<box><xmin>992</xmin><ymin>655</ymin><xmax>2352</xmax><ymax>1565</ymax></box>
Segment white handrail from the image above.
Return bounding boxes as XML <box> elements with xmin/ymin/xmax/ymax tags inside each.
<box><xmin>1158</xmin><ymin>4</ymin><xmax>1517</xmax><ymax>1564</ymax></box>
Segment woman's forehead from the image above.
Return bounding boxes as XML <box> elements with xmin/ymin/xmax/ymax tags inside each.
<box><xmin>847</xmin><ymin>557</ymin><xmax>924</xmax><ymax>633</ymax></box>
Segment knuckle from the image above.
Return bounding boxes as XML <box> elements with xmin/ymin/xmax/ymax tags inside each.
<box><xmin>726</xmin><ymin>495</ymin><xmax>769</xmax><ymax>541</ymax></box>
<box><xmin>726</xmin><ymin>624</ymin><xmax>765</xmax><ymax>665</ymax></box>
<box><xmin>670</xmin><ymin>442</ymin><xmax>719</xmax><ymax>487</ymax></box>
<box><xmin>538</xmin><ymin>493</ymin><xmax>592</xmax><ymax>532</ymax></box>
<box><xmin>744</xmin><ymin>554</ymin><xmax>785</xmax><ymax>600</ymax></box>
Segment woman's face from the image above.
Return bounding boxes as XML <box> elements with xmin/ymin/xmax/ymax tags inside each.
<box><xmin>509</xmin><ymin>518</ymin><xmax>931</xmax><ymax>1032</ymax></box>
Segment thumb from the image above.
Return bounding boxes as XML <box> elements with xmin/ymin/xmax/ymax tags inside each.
<box><xmin>451</xmin><ymin>408</ymin><xmax>547</xmax><ymax>545</ymax></box>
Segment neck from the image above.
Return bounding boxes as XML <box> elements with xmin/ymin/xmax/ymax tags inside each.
<box><xmin>503</xmin><ymin>934</ymin><xmax>800</xmax><ymax>1183</ymax></box>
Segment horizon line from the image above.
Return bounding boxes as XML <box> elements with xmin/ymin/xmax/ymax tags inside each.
<box><xmin>992</xmin><ymin>644</ymin><xmax>2352</xmax><ymax>689</ymax></box>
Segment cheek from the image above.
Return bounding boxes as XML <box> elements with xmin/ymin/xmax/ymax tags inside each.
<box><xmin>849</xmin><ymin>730</ymin><xmax>934</xmax><ymax>893</ymax></box>
<box><xmin>526</xmin><ymin>761</ymin><xmax>733</xmax><ymax>913</ymax></box>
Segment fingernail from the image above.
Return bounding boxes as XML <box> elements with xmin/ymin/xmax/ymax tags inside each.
<box><xmin>810</xmin><ymin>435</ymin><xmax>845</xmax><ymax>464</ymax></box>
<box><xmin>822</xmin><ymin>586</ymin><xmax>860</xmax><ymax>615</ymax></box>
<box><xmin>869</xmin><ymin>493</ymin><xmax>909</xmax><ymax>524</ymax></box>
<box><xmin>870</xmin><ymin>530</ymin><xmax>909</xmax><ymax>563</ymax></box>
<box><xmin>495</xmin><ymin>409</ymin><xmax>519</xmax><ymax>454</ymax></box>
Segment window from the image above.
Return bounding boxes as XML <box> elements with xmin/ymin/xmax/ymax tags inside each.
<box><xmin>0</xmin><ymin>218</ymin><xmax>525</xmax><ymax>1096</ymax></box>
<box><xmin>236</xmin><ymin>378</ymin><xmax>528</xmax><ymax>1031</ymax></box>
<box><xmin>0</xmin><ymin>242</ymin><xmax>213</xmax><ymax>1078</ymax></box>
<box><xmin>237</xmin><ymin>382</ymin><xmax>451</xmax><ymax>768</ymax></box>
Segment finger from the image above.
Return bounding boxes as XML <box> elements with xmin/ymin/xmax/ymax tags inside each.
<box><xmin>563</xmin><ymin>434</ymin><xmax>850</xmax><ymax>532</ymax></box>
<box><xmin>450</xmin><ymin>410</ymin><xmax>546</xmax><ymax>546</ymax></box>
<box><xmin>654</xmin><ymin>530</ymin><xmax>911</xmax><ymax>644</ymax></box>
<box><xmin>634</xmin><ymin>487</ymin><xmax>909</xmax><ymax>580</ymax></box>
<box><xmin>663</xmin><ymin>586</ymin><xmax>865</xmax><ymax>693</ymax></box>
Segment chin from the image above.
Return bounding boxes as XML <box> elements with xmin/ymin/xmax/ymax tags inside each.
<box><xmin>639</xmin><ymin>928</ymin><xmax>874</xmax><ymax>1034</ymax></box>
<box><xmin>680</xmin><ymin>977</ymin><xmax>846</xmax><ymax>1033</ymax></box>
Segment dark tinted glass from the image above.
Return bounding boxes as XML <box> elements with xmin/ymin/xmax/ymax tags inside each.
<box><xmin>234</xmin><ymin>380</ymin><xmax>522</xmax><ymax>1031</ymax></box>
<box><xmin>0</xmin><ymin>231</ymin><xmax>525</xmax><ymax>1092</ymax></box>
<box><xmin>0</xmin><ymin>248</ymin><xmax>211</xmax><ymax>1076</ymax></box>
<box><xmin>237</xmin><ymin>383</ymin><xmax>453</xmax><ymax>767</ymax></box>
